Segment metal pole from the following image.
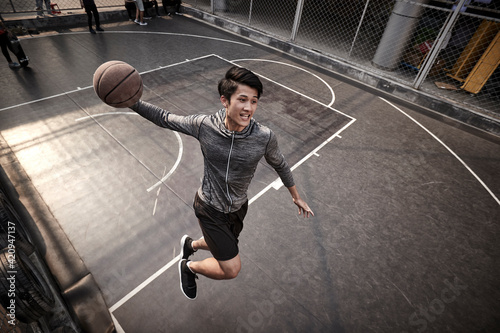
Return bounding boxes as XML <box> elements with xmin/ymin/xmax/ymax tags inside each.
<box><xmin>291</xmin><ymin>0</ymin><xmax>306</xmax><ymax>42</ymax></box>
<box><xmin>412</xmin><ymin>0</ymin><xmax>468</xmax><ymax>88</ymax></box>
<box><xmin>349</xmin><ymin>0</ymin><xmax>371</xmax><ymax>58</ymax></box>
<box><xmin>249</xmin><ymin>0</ymin><xmax>254</xmax><ymax>26</ymax></box>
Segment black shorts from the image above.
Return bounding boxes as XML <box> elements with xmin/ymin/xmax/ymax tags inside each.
<box><xmin>193</xmin><ymin>192</ymin><xmax>248</xmax><ymax>261</ymax></box>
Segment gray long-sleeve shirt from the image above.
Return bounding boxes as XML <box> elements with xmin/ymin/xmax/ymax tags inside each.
<box><xmin>131</xmin><ymin>100</ymin><xmax>295</xmax><ymax>213</ymax></box>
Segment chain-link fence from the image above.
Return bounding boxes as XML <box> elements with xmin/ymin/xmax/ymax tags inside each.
<box><xmin>183</xmin><ymin>0</ymin><xmax>500</xmax><ymax>117</ymax></box>
<box><xmin>1</xmin><ymin>0</ymin><xmax>499</xmax><ymax>116</ymax></box>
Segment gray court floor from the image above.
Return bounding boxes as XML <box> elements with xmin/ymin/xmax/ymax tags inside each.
<box><xmin>1</xmin><ymin>15</ymin><xmax>499</xmax><ymax>332</ymax></box>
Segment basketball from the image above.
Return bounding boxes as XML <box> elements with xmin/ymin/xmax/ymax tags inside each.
<box><xmin>93</xmin><ymin>60</ymin><xmax>143</xmax><ymax>108</ymax></box>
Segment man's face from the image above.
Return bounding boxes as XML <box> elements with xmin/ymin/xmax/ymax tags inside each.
<box><xmin>221</xmin><ymin>84</ymin><xmax>259</xmax><ymax>132</ymax></box>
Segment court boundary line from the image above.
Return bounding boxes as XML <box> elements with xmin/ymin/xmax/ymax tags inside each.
<box><xmin>381</xmin><ymin>97</ymin><xmax>500</xmax><ymax>206</ymax></box>
<box><xmin>108</xmin><ymin>55</ymin><xmax>356</xmax><ymax>327</ymax></box>
<box><xmin>230</xmin><ymin>58</ymin><xmax>336</xmax><ymax>108</ymax></box>
<box><xmin>25</xmin><ymin>30</ymin><xmax>253</xmax><ymax>47</ymax></box>
<box><xmin>76</xmin><ymin>111</ymin><xmax>185</xmax><ymax>193</ymax></box>
<box><xmin>0</xmin><ymin>54</ymin><xmax>216</xmax><ymax>113</ymax></box>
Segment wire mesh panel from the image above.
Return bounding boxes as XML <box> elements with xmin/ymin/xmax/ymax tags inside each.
<box><xmin>295</xmin><ymin>1</ymin><xmax>395</xmax><ymax>71</ymax></box>
<box><xmin>1</xmin><ymin>0</ymin><xmax>499</xmax><ymax>116</ymax></box>
<box><xmin>213</xmin><ymin>0</ymin><xmax>299</xmax><ymax>40</ymax></box>
<box><xmin>422</xmin><ymin>7</ymin><xmax>500</xmax><ymax>114</ymax></box>
<box><xmin>212</xmin><ymin>0</ymin><xmax>251</xmax><ymax>26</ymax></box>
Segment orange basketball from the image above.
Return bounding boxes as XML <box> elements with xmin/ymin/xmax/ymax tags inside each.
<box><xmin>93</xmin><ymin>61</ymin><xmax>143</xmax><ymax>108</ymax></box>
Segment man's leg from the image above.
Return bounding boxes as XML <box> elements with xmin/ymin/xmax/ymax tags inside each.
<box><xmin>188</xmin><ymin>237</ymin><xmax>240</xmax><ymax>279</ymax></box>
<box><xmin>179</xmin><ymin>253</ymin><xmax>240</xmax><ymax>300</ymax></box>
<box><xmin>92</xmin><ymin>5</ymin><xmax>103</xmax><ymax>30</ymax></box>
<box><xmin>154</xmin><ymin>1</ymin><xmax>160</xmax><ymax>16</ymax></box>
<box><xmin>0</xmin><ymin>35</ymin><xmax>13</xmax><ymax>63</ymax></box>
<box><xmin>44</xmin><ymin>0</ymin><xmax>51</xmax><ymax>15</ymax></box>
<box><xmin>189</xmin><ymin>255</ymin><xmax>241</xmax><ymax>280</ymax></box>
<box><xmin>85</xmin><ymin>6</ymin><xmax>95</xmax><ymax>33</ymax></box>
<box><xmin>35</xmin><ymin>0</ymin><xmax>43</xmax><ymax>16</ymax></box>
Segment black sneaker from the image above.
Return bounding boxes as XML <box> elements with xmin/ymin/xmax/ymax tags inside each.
<box><xmin>179</xmin><ymin>259</ymin><xmax>197</xmax><ymax>300</ymax></box>
<box><xmin>180</xmin><ymin>235</ymin><xmax>195</xmax><ymax>260</ymax></box>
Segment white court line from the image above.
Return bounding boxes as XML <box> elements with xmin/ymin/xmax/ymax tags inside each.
<box><xmin>75</xmin><ymin>112</ymin><xmax>185</xmax><ymax>193</ymax></box>
<box><xmin>217</xmin><ymin>54</ymin><xmax>354</xmax><ymax>120</ymax></box>
<box><xmin>75</xmin><ymin>112</ymin><xmax>140</xmax><ymax>122</ymax></box>
<box><xmin>0</xmin><ymin>54</ymin><xmax>217</xmax><ymax>113</ymax></box>
<box><xmin>253</xmin><ymin>118</ymin><xmax>356</xmax><ymax>195</ymax></box>
<box><xmin>109</xmin><ymin>254</ymin><xmax>181</xmax><ymax>313</ymax></box>
<box><xmin>231</xmin><ymin>58</ymin><xmax>336</xmax><ymax>107</ymax></box>
<box><xmin>111</xmin><ymin>313</ymin><xmax>126</xmax><ymax>333</ymax></box>
<box><xmin>108</xmin><ymin>56</ymin><xmax>357</xmax><ymax>323</ymax></box>
<box><xmin>27</xmin><ymin>30</ymin><xmax>252</xmax><ymax>47</ymax></box>
<box><xmin>0</xmin><ymin>88</ymin><xmax>92</xmax><ymax>113</ymax></box>
<box><xmin>147</xmin><ymin>132</ymin><xmax>183</xmax><ymax>193</ymax></box>
<box><xmin>381</xmin><ymin>97</ymin><xmax>500</xmax><ymax>206</ymax></box>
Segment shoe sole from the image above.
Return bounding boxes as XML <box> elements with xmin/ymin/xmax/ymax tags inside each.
<box><xmin>180</xmin><ymin>234</ymin><xmax>189</xmax><ymax>259</ymax></box>
<box><xmin>178</xmin><ymin>259</ymin><xmax>196</xmax><ymax>300</ymax></box>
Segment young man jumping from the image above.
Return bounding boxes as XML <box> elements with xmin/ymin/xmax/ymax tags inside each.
<box><xmin>130</xmin><ymin>66</ymin><xmax>314</xmax><ymax>300</ymax></box>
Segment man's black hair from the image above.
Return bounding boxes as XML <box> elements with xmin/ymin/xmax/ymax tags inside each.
<box><xmin>218</xmin><ymin>66</ymin><xmax>263</xmax><ymax>103</ymax></box>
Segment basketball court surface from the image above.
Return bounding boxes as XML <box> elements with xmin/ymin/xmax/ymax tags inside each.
<box><xmin>0</xmin><ymin>15</ymin><xmax>499</xmax><ymax>332</ymax></box>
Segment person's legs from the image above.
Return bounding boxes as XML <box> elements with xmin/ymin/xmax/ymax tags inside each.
<box><xmin>92</xmin><ymin>5</ymin><xmax>103</xmax><ymax>30</ymax></box>
<box><xmin>188</xmin><ymin>194</ymin><xmax>246</xmax><ymax>280</ymax></box>
<box><xmin>86</xmin><ymin>8</ymin><xmax>94</xmax><ymax>32</ymax></box>
<box><xmin>35</xmin><ymin>0</ymin><xmax>44</xmax><ymax>16</ymax></box>
<box><xmin>188</xmin><ymin>236</ymin><xmax>240</xmax><ymax>279</ymax></box>
<box><xmin>44</xmin><ymin>0</ymin><xmax>51</xmax><ymax>15</ymax></box>
<box><xmin>0</xmin><ymin>33</ymin><xmax>19</xmax><ymax>68</ymax></box>
<box><xmin>153</xmin><ymin>0</ymin><xmax>160</xmax><ymax>16</ymax></box>
<box><xmin>178</xmin><ymin>239</ymin><xmax>240</xmax><ymax>300</ymax></box>
<box><xmin>189</xmin><ymin>254</ymin><xmax>241</xmax><ymax>280</ymax></box>
<box><xmin>134</xmin><ymin>0</ymin><xmax>147</xmax><ymax>24</ymax></box>
<box><xmin>84</xmin><ymin>4</ymin><xmax>96</xmax><ymax>33</ymax></box>
<box><xmin>0</xmin><ymin>34</ymin><xmax>12</xmax><ymax>63</ymax></box>
<box><xmin>179</xmin><ymin>193</ymin><xmax>246</xmax><ymax>299</ymax></box>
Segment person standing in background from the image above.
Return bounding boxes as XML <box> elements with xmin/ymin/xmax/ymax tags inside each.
<box><xmin>36</xmin><ymin>0</ymin><xmax>52</xmax><ymax>17</ymax></box>
<box><xmin>81</xmin><ymin>0</ymin><xmax>104</xmax><ymax>34</ymax></box>
<box><xmin>0</xmin><ymin>20</ymin><xmax>20</xmax><ymax>69</ymax></box>
<box><xmin>134</xmin><ymin>0</ymin><xmax>148</xmax><ymax>25</ymax></box>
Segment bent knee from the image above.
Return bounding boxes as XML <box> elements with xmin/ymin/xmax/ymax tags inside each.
<box><xmin>220</xmin><ymin>262</ymin><xmax>241</xmax><ymax>280</ymax></box>
<box><xmin>224</xmin><ymin>267</ymin><xmax>240</xmax><ymax>279</ymax></box>
<box><xmin>219</xmin><ymin>255</ymin><xmax>241</xmax><ymax>279</ymax></box>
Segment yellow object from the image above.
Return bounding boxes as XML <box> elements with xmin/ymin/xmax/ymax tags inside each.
<box><xmin>462</xmin><ymin>31</ymin><xmax>500</xmax><ymax>94</ymax></box>
<box><xmin>447</xmin><ymin>20</ymin><xmax>499</xmax><ymax>82</ymax></box>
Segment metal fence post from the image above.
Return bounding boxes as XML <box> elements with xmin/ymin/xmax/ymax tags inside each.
<box><xmin>248</xmin><ymin>0</ymin><xmax>253</xmax><ymax>26</ymax></box>
<box><xmin>412</xmin><ymin>0</ymin><xmax>467</xmax><ymax>89</ymax></box>
<box><xmin>291</xmin><ymin>0</ymin><xmax>305</xmax><ymax>42</ymax></box>
<box><xmin>349</xmin><ymin>0</ymin><xmax>371</xmax><ymax>58</ymax></box>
